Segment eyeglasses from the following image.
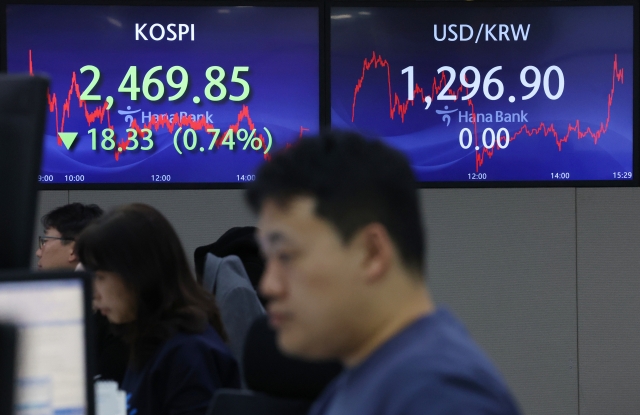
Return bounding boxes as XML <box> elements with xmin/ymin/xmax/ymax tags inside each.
<box><xmin>38</xmin><ymin>236</ymin><xmax>74</xmax><ymax>249</ymax></box>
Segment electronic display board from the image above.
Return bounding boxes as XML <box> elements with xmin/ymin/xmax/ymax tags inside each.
<box><xmin>6</xmin><ymin>4</ymin><xmax>320</xmax><ymax>186</ymax></box>
<box><xmin>331</xmin><ymin>3</ymin><xmax>637</xmax><ymax>184</ymax></box>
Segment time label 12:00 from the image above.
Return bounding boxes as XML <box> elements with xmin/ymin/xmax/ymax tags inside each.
<box><xmin>79</xmin><ymin>65</ymin><xmax>250</xmax><ymax>104</ymax></box>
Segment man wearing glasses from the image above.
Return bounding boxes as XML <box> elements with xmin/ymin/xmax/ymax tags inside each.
<box><xmin>36</xmin><ymin>203</ymin><xmax>103</xmax><ymax>270</ymax></box>
<box><xmin>36</xmin><ymin>203</ymin><xmax>129</xmax><ymax>385</ymax></box>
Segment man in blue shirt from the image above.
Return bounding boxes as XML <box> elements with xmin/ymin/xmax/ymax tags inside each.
<box><xmin>246</xmin><ymin>132</ymin><xmax>521</xmax><ymax>415</ymax></box>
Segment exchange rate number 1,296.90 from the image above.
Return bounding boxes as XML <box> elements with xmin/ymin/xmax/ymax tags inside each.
<box><xmin>402</xmin><ymin>65</ymin><xmax>564</xmax><ymax>102</ymax></box>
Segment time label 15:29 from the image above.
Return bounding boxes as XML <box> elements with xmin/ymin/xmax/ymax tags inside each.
<box><xmin>613</xmin><ymin>172</ymin><xmax>632</xmax><ymax>179</ymax></box>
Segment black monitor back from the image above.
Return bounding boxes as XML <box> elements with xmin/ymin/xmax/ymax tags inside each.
<box><xmin>0</xmin><ymin>75</ymin><xmax>49</xmax><ymax>269</ymax></box>
<box><xmin>0</xmin><ymin>322</ymin><xmax>17</xmax><ymax>415</ymax></box>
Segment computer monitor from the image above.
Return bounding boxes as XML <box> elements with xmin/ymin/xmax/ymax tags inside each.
<box><xmin>0</xmin><ymin>271</ymin><xmax>95</xmax><ymax>415</ymax></box>
<box><xmin>0</xmin><ymin>74</ymin><xmax>49</xmax><ymax>269</ymax></box>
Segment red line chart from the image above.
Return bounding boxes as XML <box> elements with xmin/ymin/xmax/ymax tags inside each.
<box><xmin>30</xmin><ymin>50</ymin><xmax>113</xmax><ymax>146</ymax></box>
<box><xmin>126</xmin><ymin>104</ymin><xmax>270</xmax><ymax>162</ymax></box>
<box><xmin>350</xmin><ymin>51</ymin><xmax>624</xmax><ymax>172</ymax></box>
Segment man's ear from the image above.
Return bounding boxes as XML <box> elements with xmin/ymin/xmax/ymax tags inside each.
<box><xmin>357</xmin><ymin>223</ymin><xmax>394</xmax><ymax>284</ymax></box>
<box><xmin>67</xmin><ymin>241</ymin><xmax>78</xmax><ymax>263</ymax></box>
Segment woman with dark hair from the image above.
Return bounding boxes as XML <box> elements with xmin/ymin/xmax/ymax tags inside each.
<box><xmin>76</xmin><ymin>203</ymin><xmax>240</xmax><ymax>415</ymax></box>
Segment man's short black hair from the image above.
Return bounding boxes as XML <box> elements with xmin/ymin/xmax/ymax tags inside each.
<box><xmin>246</xmin><ymin>131</ymin><xmax>425</xmax><ymax>274</ymax></box>
<box><xmin>41</xmin><ymin>203</ymin><xmax>104</xmax><ymax>241</ymax></box>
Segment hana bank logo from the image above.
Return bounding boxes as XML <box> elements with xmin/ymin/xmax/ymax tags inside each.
<box><xmin>118</xmin><ymin>106</ymin><xmax>216</xmax><ymax>126</ymax></box>
<box><xmin>436</xmin><ymin>106</ymin><xmax>458</xmax><ymax>126</ymax></box>
<box><xmin>118</xmin><ymin>106</ymin><xmax>142</xmax><ymax>126</ymax></box>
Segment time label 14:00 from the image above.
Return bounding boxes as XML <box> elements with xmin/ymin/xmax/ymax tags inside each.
<box><xmin>79</xmin><ymin>65</ymin><xmax>250</xmax><ymax>103</ymax></box>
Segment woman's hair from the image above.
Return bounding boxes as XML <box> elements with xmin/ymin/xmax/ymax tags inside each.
<box><xmin>76</xmin><ymin>203</ymin><xmax>227</xmax><ymax>368</ymax></box>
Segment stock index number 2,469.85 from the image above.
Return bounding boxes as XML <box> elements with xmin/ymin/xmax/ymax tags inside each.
<box><xmin>79</xmin><ymin>65</ymin><xmax>250</xmax><ymax>104</ymax></box>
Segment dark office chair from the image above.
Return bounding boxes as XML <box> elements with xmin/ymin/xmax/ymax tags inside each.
<box><xmin>206</xmin><ymin>316</ymin><xmax>342</xmax><ymax>415</ymax></box>
<box><xmin>243</xmin><ymin>316</ymin><xmax>342</xmax><ymax>400</ymax></box>
<box><xmin>206</xmin><ymin>389</ymin><xmax>311</xmax><ymax>415</ymax></box>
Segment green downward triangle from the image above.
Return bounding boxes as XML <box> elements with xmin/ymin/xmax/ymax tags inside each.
<box><xmin>58</xmin><ymin>132</ymin><xmax>78</xmax><ymax>150</ymax></box>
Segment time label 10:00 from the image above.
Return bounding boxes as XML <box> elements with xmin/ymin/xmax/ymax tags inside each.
<box><xmin>79</xmin><ymin>65</ymin><xmax>250</xmax><ymax>103</ymax></box>
<box><xmin>38</xmin><ymin>175</ymin><xmax>86</xmax><ymax>182</ymax></box>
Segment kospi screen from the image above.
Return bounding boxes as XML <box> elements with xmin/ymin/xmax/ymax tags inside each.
<box><xmin>331</xmin><ymin>3</ymin><xmax>638</xmax><ymax>185</ymax></box>
<box><xmin>6</xmin><ymin>4</ymin><xmax>320</xmax><ymax>186</ymax></box>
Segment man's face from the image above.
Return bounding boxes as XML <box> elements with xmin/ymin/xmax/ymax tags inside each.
<box><xmin>258</xmin><ymin>197</ymin><xmax>365</xmax><ymax>360</ymax></box>
<box><xmin>35</xmin><ymin>227</ymin><xmax>76</xmax><ymax>270</ymax></box>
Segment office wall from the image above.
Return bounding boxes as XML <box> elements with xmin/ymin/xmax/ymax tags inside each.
<box><xmin>423</xmin><ymin>188</ymin><xmax>578</xmax><ymax>415</ymax></box>
<box><xmin>576</xmin><ymin>188</ymin><xmax>640</xmax><ymax>415</ymax></box>
<box><xmin>34</xmin><ymin>187</ymin><xmax>639</xmax><ymax>415</ymax></box>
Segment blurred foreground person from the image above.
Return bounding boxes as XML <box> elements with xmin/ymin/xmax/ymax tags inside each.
<box><xmin>36</xmin><ymin>203</ymin><xmax>128</xmax><ymax>384</ymax></box>
<box><xmin>247</xmin><ymin>132</ymin><xmax>521</xmax><ymax>415</ymax></box>
<box><xmin>77</xmin><ymin>204</ymin><xmax>240</xmax><ymax>415</ymax></box>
